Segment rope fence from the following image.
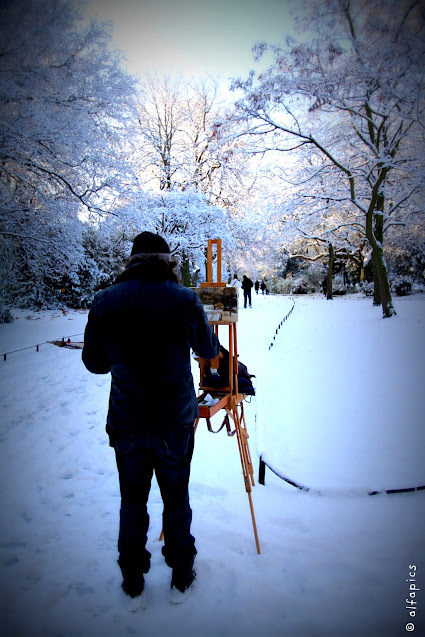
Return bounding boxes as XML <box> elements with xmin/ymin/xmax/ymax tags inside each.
<box><xmin>2</xmin><ymin>333</ymin><xmax>84</xmax><ymax>361</ymax></box>
<box><xmin>258</xmin><ymin>455</ymin><xmax>425</xmax><ymax>497</ymax></box>
<box><xmin>268</xmin><ymin>296</ymin><xmax>295</xmax><ymax>350</ymax></box>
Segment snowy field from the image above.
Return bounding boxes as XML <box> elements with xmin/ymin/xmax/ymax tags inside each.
<box><xmin>0</xmin><ymin>292</ymin><xmax>424</xmax><ymax>637</ymax></box>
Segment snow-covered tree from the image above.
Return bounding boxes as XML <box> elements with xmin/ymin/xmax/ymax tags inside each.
<box><xmin>131</xmin><ymin>75</ymin><xmax>264</xmax><ymax>282</ymax></box>
<box><xmin>0</xmin><ymin>0</ymin><xmax>139</xmax><ymax>309</ymax></box>
<box><xmin>135</xmin><ymin>75</ymin><xmax>185</xmax><ymax>191</ymax></box>
<box><xmin>118</xmin><ymin>188</ymin><xmax>233</xmax><ymax>285</ymax></box>
<box><xmin>233</xmin><ymin>0</ymin><xmax>425</xmax><ymax>317</ymax></box>
<box><xmin>180</xmin><ymin>77</ymin><xmax>257</xmax><ymax>209</ymax></box>
<box><xmin>135</xmin><ymin>74</ymin><xmax>256</xmax><ymax>208</ymax></box>
<box><xmin>270</xmin><ymin>152</ymin><xmax>367</xmax><ymax>298</ymax></box>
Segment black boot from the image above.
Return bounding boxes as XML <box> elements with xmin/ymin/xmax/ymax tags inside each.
<box><xmin>170</xmin><ymin>565</ymin><xmax>196</xmax><ymax>603</ymax></box>
<box><xmin>121</xmin><ymin>569</ymin><xmax>145</xmax><ymax>598</ymax></box>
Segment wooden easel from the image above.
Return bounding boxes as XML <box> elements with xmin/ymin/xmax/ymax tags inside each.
<box><xmin>195</xmin><ymin>239</ymin><xmax>261</xmax><ymax>554</ymax></box>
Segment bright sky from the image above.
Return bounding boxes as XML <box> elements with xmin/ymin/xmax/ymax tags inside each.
<box><xmin>87</xmin><ymin>0</ymin><xmax>294</xmax><ymax>85</ymax></box>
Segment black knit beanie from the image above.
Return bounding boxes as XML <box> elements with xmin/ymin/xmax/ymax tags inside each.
<box><xmin>131</xmin><ymin>231</ymin><xmax>171</xmax><ymax>257</ymax></box>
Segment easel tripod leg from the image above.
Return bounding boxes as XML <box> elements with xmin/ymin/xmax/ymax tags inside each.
<box><xmin>248</xmin><ymin>491</ymin><xmax>261</xmax><ymax>555</ymax></box>
<box><xmin>232</xmin><ymin>401</ymin><xmax>261</xmax><ymax>554</ymax></box>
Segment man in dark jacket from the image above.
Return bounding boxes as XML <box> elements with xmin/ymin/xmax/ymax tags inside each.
<box><xmin>242</xmin><ymin>275</ymin><xmax>253</xmax><ymax>308</ymax></box>
<box><xmin>82</xmin><ymin>232</ymin><xmax>219</xmax><ymax>604</ymax></box>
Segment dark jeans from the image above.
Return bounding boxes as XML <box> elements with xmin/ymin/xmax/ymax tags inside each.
<box><xmin>243</xmin><ymin>289</ymin><xmax>252</xmax><ymax>308</ymax></box>
<box><xmin>113</xmin><ymin>424</ymin><xmax>196</xmax><ymax>577</ymax></box>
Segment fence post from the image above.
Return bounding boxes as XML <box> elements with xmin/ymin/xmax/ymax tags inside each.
<box><xmin>259</xmin><ymin>457</ymin><xmax>266</xmax><ymax>485</ymax></box>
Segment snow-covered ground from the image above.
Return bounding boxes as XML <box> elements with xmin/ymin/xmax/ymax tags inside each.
<box><xmin>0</xmin><ymin>293</ymin><xmax>424</xmax><ymax>637</ymax></box>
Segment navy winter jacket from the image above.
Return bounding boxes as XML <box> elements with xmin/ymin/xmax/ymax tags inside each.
<box><xmin>82</xmin><ymin>264</ymin><xmax>219</xmax><ymax>440</ymax></box>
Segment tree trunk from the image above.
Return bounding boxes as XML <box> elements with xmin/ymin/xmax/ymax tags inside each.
<box><xmin>192</xmin><ymin>267</ymin><xmax>200</xmax><ymax>287</ymax></box>
<box><xmin>375</xmin><ymin>245</ymin><xmax>395</xmax><ymax>318</ymax></box>
<box><xmin>366</xmin><ymin>208</ymin><xmax>396</xmax><ymax>318</ymax></box>
<box><xmin>372</xmin><ymin>201</ymin><xmax>384</xmax><ymax>306</ymax></box>
<box><xmin>326</xmin><ymin>243</ymin><xmax>334</xmax><ymax>300</ymax></box>
<box><xmin>372</xmin><ymin>252</ymin><xmax>381</xmax><ymax>306</ymax></box>
<box><xmin>180</xmin><ymin>253</ymin><xmax>192</xmax><ymax>287</ymax></box>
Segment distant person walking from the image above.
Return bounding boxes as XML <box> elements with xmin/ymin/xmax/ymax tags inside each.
<box><xmin>230</xmin><ymin>274</ymin><xmax>242</xmax><ymax>290</ymax></box>
<box><xmin>254</xmin><ymin>280</ymin><xmax>260</xmax><ymax>294</ymax></box>
<box><xmin>260</xmin><ymin>280</ymin><xmax>267</xmax><ymax>295</ymax></box>
<box><xmin>242</xmin><ymin>275</ymin><xmax>253</xmax><ymax>308</ymax></box>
